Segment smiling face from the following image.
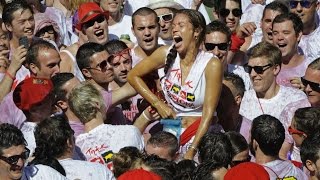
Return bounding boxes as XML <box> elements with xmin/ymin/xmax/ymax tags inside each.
<box><xmin>304</xmin><ymin>68</ymin><xmax>320</xmax><ymax>107</ymax></box>
<box><xmin>272</xmin><ymin>20</ymin><xmax>301</xmax><ymax>59</ymax></box>
<box><xmin>132</xmin><ymin>13</ymin><xmax>159</xmax><ymax>53</ymax></box>
<box><xmin>0</xmin><ymin>145</ymin><xmax>26</xmax><ymax>180</ymax></box>
<box><xmin>154</xmin><ymin>7</ymin><xmax>174</xmax><ymax>41</ymax></box>
<box><xmin>219</xmin><ymin>0</ymin><xmax>241</xmax><ymax>32</ymax></box>
<box><xmin>6</xmin><ymin>8</ymin><xmax>35</xmax><ymax>41</ymax></box>
<box><xmin>83</xmin><ymin>15</ymin><xmax>109</xmax><ymax>45</ymax></box>
<box><xmin>261</xmin><ymin>9</ymin><xmax>282</xmax><ymax>43</ymax></box>
<box><xmin>290</xmin><ymin>0</ymin><xmax>318</xmax><ymax>28</ymax></box>
<box><xmin>205</xmin><ymin>31</ymin><xmax>229</xmax><ymax>64</ymax></box>
<box><xmin>100</xmin><ymin>0</ymin><xmax>123</xmax><ymax>13</ymax></box>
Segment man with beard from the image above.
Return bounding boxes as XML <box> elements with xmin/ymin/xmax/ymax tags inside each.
<box><xmin>250</xmin><ymin>115</ymin><xmax>307</xmax><ymax>179</ymax></box>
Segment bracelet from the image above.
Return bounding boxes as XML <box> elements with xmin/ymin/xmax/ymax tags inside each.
<box><xmin>5</xmin><ymin>71</ymin><xmax>15</xmax><ymax>80</ymax></box>
<box><xmin>142</xmin><ymin>111</ymin><xmax>151</xmax><ymax>121</ymax></box>
<box><xmin>188</xmin><ymin>145</ymin><xmax>198</xmax><ymax>151</ymax></box>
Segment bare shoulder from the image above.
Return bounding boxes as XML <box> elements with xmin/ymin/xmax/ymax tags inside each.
<box><xmin>205</xmin><ymin>57</ymin><xmax>222</xmax><ymax>71</ymax></box>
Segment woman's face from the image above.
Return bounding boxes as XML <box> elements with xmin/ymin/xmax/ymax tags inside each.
<box><xmin>36</xmin><ymin>25</ymin><xmax>56</xmax><ymax>43</ymax></box>
<box><xmin>172</xmin><ymin>13</ymin><xmax>200</xmax><ymax>55</ymax></box>
<box><xmin>219</xmin><ymin>0</ymin><xmax>241</xmax><ymax>32</ymax></box>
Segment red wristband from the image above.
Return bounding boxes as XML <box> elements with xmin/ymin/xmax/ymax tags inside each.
<box><xmin>230</xmin><ymin>33</ymin><xmax>245</xmax><ymax>52</ymax></box>
<box><xmin>5</xmin><ymin>71</ymin><xmax>15</xmax><ymax>80</ymax></box>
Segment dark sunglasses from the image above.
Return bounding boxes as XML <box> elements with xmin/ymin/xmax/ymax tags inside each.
<box><xmin>158</xmin><ymin>13</ymin><xmax>173</xmax><ymax>22</ymax></box>
<box><xmin>0</xmin><ymin>148</ymin><xmax>30</xmax><ymax>166</ymax></box>
<box><xmin>36</xmin><ymin>25</ymin><xmax>55</xmax><ymax>37</ymax></box>
<box><xmin>288</xmin><ymin>126</ymin><xmax>306</xmax><ymax>137</ymax></box>
<box><xmin>83</xmin><ymin>15</ymin><xmax>106</xmax><ymax>29</ymax></box>
<box><xmin>301</xmin><ymin>77</ymin><xmax>320</xmax><ymax>92</ymax></box>
<box><xmin>205</xmin><ymin>42</ymin><xmax>229</xmax><ymax>51</ymax></box>
<box><xmin>86</xmin><ymin>56</ymin><xmax>113</xmax><ymax>72</ymax></box>
<box><xmin>244</xmin><ymin>63</ymin><xmax>273</xmax><ymax>74</ymax></box>
<box><xmin>219</xmin><ymin>8</ymin><xmax>242</xmax><ymax>17</ymax></box>
<box><xmin>231</xmin><ymin>155</ymin><xmax>251</xmax><ymax>167</ymax></box>
<box><xmin>289</xmin><ymin>0</ymin><xmax>315</xmax><ymax>8</ymax></box>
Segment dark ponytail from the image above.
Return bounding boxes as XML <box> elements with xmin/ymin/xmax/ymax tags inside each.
<box><xmin>164</xmin><ymin>46</ymin><xmax>177</xmax><ymax>75</ymax></box>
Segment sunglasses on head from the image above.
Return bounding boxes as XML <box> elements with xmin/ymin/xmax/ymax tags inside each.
<box><xmin>289</xmin><ymin>0</ymin><xmax>315</xmax><ymax>8</ymax></box>
<box><xmin>301</xmin><ymin>77</ymin><xmax>320</xmax><ymax>92</ymax></box>
<box><xmin>288</xmin><ymin>126</ymin><xmax>306</xmax><ymax>137</ymax></box>
<box><xmin>83</xmin><ymin>15</ymin><xmax>106</xmax><ymax>29</ymax></box>
<box><xmin>231</xmin><ymin>155</ymin><xmax>251</xmax><ymax>167</ymax></box>
<box><xmin>158</xmin><ymin>13</ymin><xmax>174</xmax><ymax>23</ymax></box>
<box><xmin>0</xmin><ymin>148</ymin><xmax>30</xmax><ymax>166</ymax></box>
<box><xmin>205</xmin><ymin>42</ymin><xmax>229</xmax><ymax>51</ymax></box>
<box><xmin>244</xmin><ymin>63</ymin><xmax>273</xmax><ymax>74</ymax></box>
<box><xmin>219</xmin><ymin>8</ymin><xmax>242</xmax><ymax>17</ymax></box>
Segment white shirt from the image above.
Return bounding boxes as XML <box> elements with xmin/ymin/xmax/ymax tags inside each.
<box><xmin>59</xmin><ymin>158</ymin><xmax>115</xmax><ymax>180</ymax></box>
<box><xmin>22</xmin><ymin>164</ymin><xmax>67</xmax><ymax>180</ymax></box>
<box><xmin>263</xmin><ymin>160</ymin><xmax>308</xmax><ymax>180</ymax></box>
<box><xmin>108</xmin><ymin>15</ymin><xmax>137</xmax><ymax>43</ymax></box>
<box><xmin>21</xmin><ymin>122</ymin><xmax>37</xmax><ymax>158</ymax></box>
<box><xmin>76</xmin><ymin>124</ymin><xmax>143</xmax><ymax>169</ymax></box>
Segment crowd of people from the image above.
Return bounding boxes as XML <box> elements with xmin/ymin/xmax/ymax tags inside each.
<box><xmin>0</xmin><ymin>0</ymin><xmax>319</xmax><ymax>179</ymax></box>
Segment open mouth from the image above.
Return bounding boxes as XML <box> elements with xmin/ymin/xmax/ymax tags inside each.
<box><xmin>144</xmin><ymin>38</ymin><xmax>153</xmax><ymax>43</ymax></box>
<box><xmin>161</xmin><ymin>28</ymin><xmax>168</xmax><ymax>33</ymax></box>
<box><xmin>173</xmin><ymin>36</ymin><xmax>183</xmax><ymax>48</ymax></box>
<box><xmin>94</xmin><ymin>29</ymin><xmax>104</xmax><ymax>37</ymax></box>
<box><xmin>278</xmin><ymin>43</ymin><xmax>287</xmax><ymax>48</ymax></box>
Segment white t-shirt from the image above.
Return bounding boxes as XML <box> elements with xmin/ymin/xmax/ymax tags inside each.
<box><xmin>22</xmin><ymin>164</ymin><xmax>67</xmax><ymax>180</ymax></box>
<box><xmin>76</xmin><ymin>124</ymin><xmax>143</xmax><ymax>169</ymax></box>
<box><xmin>59</xmin><ymin>158</ymin><xmax>115</xmax><ymax>180</ymax></box>
<box><xmin>299</xmin><ymin>23</ymin><xmax>320</xmax><ymax>61</ymax></box>
<box><xmin>240</xmin><ymin>85</ymin><xmax>308</xmax><ymax>121</ymax></box>
<box><xmin>108</xmin><ymin>15</ymin><xmax>137</xmax><ymax>43</ymax></box>
<box><xmin>21</xmin><ymin>122</ymin><xmax>37</xmax><ymax>158</ymax></box>
<box><xmin>263</xmin><ymin>160</ymin><xmax>308</xmax><ymax>180</ymax></box>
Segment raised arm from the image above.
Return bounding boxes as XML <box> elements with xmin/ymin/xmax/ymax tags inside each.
<box><xmin>127</xmin><ymin>45</ymin><xmax>176</xmax><ymax>119</ymax></box>
<box><xmin>184</xmin><ymin>57</ymin><xmax>223</xmax><ymax>159</ymax></box>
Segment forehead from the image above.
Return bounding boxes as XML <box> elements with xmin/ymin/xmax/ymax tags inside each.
<box><xmin>248</xmin><ymin>56</ymin><xmax>269</xmax><ymax>65</ymax></box>
<box><xmin>273</xmin><ymin>20</ymin><xmax>294</xmax><ymax>30</ymax></box>
<box><xmin>173</xmin><ymin>13</ymin><xmax>190</xmax><ymax>24</ymax></box>
<box><xmin>305</xmin><ymin>68</ymin><xmax>320</xmax><ymax>82</ymax></box>
<box><xmin>154</xmin><ymin>8</ymin><xmax>173</xmax><ymax>15</ymax></box>
<box><xmin>112</xmin><ymin>51</ymin><xmax>131</xmax><ymax>62</ymax></box>
<box><xmin>12</xmin><ymin>8</ymin><xmax>33</xmax><ymax>21</ymax></box>
<box><xmin>38</xmin><ymin>48</ymin><xmax>60</xmax><ymax>63</ymax></box>
<box><xmin>2</xmin><ymin>145</ymin><xmax>25</xmax><ymax>156</ymax></box>
<box><xmin>205</xmin><ymin>31</ymin><xmax>228</xmax><ymax>43</ymax></box>
<box><xmin>263</xmin><ymin>9</ymin><xmax>281</xmax><ymax>20</ymax></box>
<box><xmin>90</xmin><ymin>50</ymin><xmax>109</xmax><ymax>63</ymax></box>
<box><xmin>134</xmin><ymin>14</ymin><xmax>157</xmax><ymax>27</ymax></box>
<box><xmin>225</xmin><ymin>0</ymin><xmax>240</xmax><ymax>8</ymax></box>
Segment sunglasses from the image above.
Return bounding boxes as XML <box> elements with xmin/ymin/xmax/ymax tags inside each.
<box><xmin>0</xmin><ymin>148</ymin><xmax>30</xmax><ymax>166</ymax></box>
<box><xmin>158</xmin><ymin>13</ymin><xmax>173</xmax><ymax>23</ymax></box>
<box><xmin>244</xmin><ymin>64</ymin><xmax>273</xmax><ymax>74</ymax></box>
<box><xmin>231</xmin><ymin>155</ymin><xmax>251</xmax><ymax>167</ymax></box>
<box><xmin>86</xmin><ymin>56</ymin><xmax>113</xmax><ymax>72</ymax></box>
<box><xmin>288</xmin><ymin>126</ymin><xmax>306</xmax><ymax>137</ymax></box>
<box><xmin>289</xmin><ymin>0</ymin><xmax>315</xmax><ymax>8</ymax></box>
<box><xmin>36</xmin><ymin>25</ymin><xmax>55</xmax><ymax>37</ymax></box>
<box><xmin>301</xmin><ymin>77</ymin><xmax>320</xmax><ymax>92</ymax></box>
<box><xmin>219</xmin><ymin>8</ymin><xmax>242</xmax><ymax>17</ymax></box>
<box><xmin>205</xmin><ymin>42</ymin><xmax>229</xmax><ymax>51</ymax></box>
<box><xmin>83</xmin><ymin>15</ymin><xmax>106</xmax><ymax>29</ymax></box>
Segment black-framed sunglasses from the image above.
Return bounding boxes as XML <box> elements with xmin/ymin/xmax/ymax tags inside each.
<box><xmin>83</xmin><ymin>15</ymin><xmax>106</xmax><ymax>29</ymax></box>
<box><xmin>219</xmin><ymin>8</ymin><xmax>242</xmax><ymax>17</ymax></box>
<box><xmin>231</xmin><ymin>155</ymin><xmax>251</xmax><ymax>167</ymax></box>
<box><xmin>158</xmin><ymin>13</ymin><xmax>174</xmax><ymax>23</ymax></box>
<box><xmin>36</xmin><ymin>25</ymin><xmax>55</xmax><ymax>37</ymax></box>
<box><xmin>205</xmin><ymin>42</ymin><xmax>229</xmax><ymax>51</ymax></box>
<box><xmin>289</xmin><ymin>0</ymin><xmax>315</xmax><ymax>8</ymax></box>
<box><xmin>0</xmin><ymin>148</ymin><xmax>30</xmax><ymax>166</ymax></box>
<box><xmin>301</xmin><ymin>77</ymin><xmax>320</xmax><ymax>92</ymax></box>
<box><xmin>86</xmin><ymin>56</ymin><xmax>113</xmax><ymax>72</ymax></box>
<box><xmin>244</xmin><ymin>63</ymin><xmax>273</xmax><ymax>74</ymax></box>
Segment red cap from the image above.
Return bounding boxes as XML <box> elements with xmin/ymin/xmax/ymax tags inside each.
<box><xmin>13</xmin><ymin>77</ymin><xmax>53</xmax><ymax>111</ymax></box>
<box><xmin>224</xmin><ymin>162</ymin><xmax>270</xmax><ymax>180</ymax></box>
<box><xmin>75</xmin><ymin>2</ymin><xmax>109</xmax><ymax>30</ymax></box>
<box><xmin>118</xmin><ymin>169</ymin><xmax>161</xmax><ymax>180</ymax></box>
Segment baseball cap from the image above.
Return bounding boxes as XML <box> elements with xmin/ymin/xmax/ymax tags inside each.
<box><xmin>224</xmin><ymin>162</ymin><xmax>270</xmax><ymax>180</ymax></box>
<box><xmin>118</xmin><ymin>169</ymin><xmax>161</xmax><ymax>180</ymax></box>
<box><xmin>75</xmin><ymin>2</ymin><xmax>109</xmax><ymax>30</ymax></box>
<box><xmin>147</xmin><ymin>0</ymin><xmax>184</xmax><ymax>10</ymax></box>
<box><xmin>13</xmin><ymin>77</ymin><xmax>53</xmax><ymax>111</ymax></box>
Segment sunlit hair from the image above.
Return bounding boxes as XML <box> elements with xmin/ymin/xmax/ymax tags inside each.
<box><xmin>68</xmin><ymin>82</ymin><xmax>105</xmax><ymax>124</ymax></box>
<box><xmin>248</xmin><ymin>41</ymin><xmax>282</xmax><ymax>66</ymax></box>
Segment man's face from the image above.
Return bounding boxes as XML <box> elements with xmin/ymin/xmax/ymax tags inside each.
<box><xmin>304</xmin><ymin>68</ymin><xmax>320</xmax><ymax>107</ymax></box>
<box><xmin>290</xmin><ymin>0</ymin><xmax>318</xmax><ymax>28</ymax></box>
<box><xmin>32</xmin><ymin>48</ymin><xmax>60</xmax><ymax>78</ymax></box>
<box><xmin>247</xmin><ymin>57</ymin><xmax>277</xmax><ymax>94</ymax></box>
<box><xmin>83</xmin><ymin>15</ymin><xmax>109</xmax><ymax>45</ymax></box>
<box><xmin>110</xmin><ymin>49</ymin><xmax>132</xmax><ymax>86</ymax></box>
<box><xmin>205</xmin><ymin>31</ymin><xmax>229</xmax><ymax>64</ymax></box>
<box><xmin>154</xmin><ymin>8</ymin><xmax>174</xmax><ymax>41</ymax></box>
<box><xmin>219</xmin><ymin>0</ymin><xmax>241</xmax><ymax>32</ymax></box>
<box><xmin>145</xmin><ymin>144</ymin><xmax>174</xmax><ymax>161</ymax></box>
<box><xmin>290</xmin><ymin>118</ymin><xmax>306</xmax><ymax>147</ymax></box>
<box><xmin>261</xmin><ymin>9</ymin><xmax>281</xmax><ymax>43</ymax></box>
<box><xmin>272</xmin><ymin>20</ymin><xmax>301</xmax><ymax>59</ymax></box>
<box><xmin>0</xmin><ymin>28</ymin><xmax>10</xmax><ymax>58</ymax></box>
<box><xmin>6</xmin><ymin>8</ymin><xmax>34</xmax><ymax>41</ymax></box>
<box><xmin>100</xmin><ymin>0</ymin><xmax>123</xmax><ymax>13</ymax></box>
<box><xmin>132</xmin><ymin>14</ymin><xmax>159</xmax><ymax>52</ymax></box>
<box><xmin>88</xmin><ymin>51</ymin><xmax>114</xmax><ymax>84</ymax></box>
<box><xmin>0</xmin><ymin>145</ymin><xmax>26</xmax><ymax>179</ymax></box>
